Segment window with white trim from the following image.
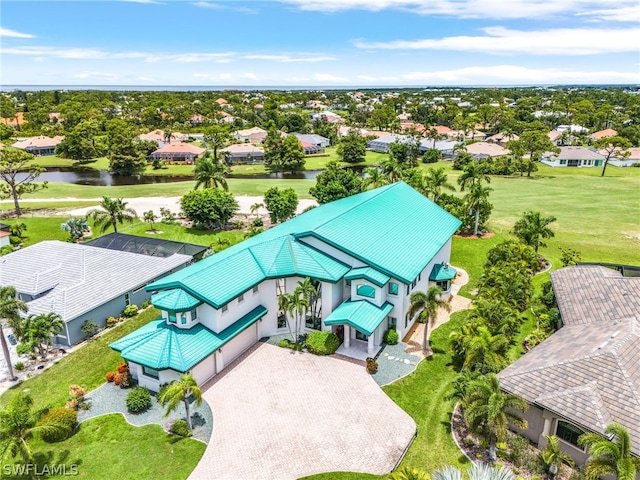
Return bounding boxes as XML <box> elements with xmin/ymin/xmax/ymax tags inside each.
<box><xmin>142</xmin><ymin>366</ymin><xmax>159</xmax><ymax>380</ymax></box>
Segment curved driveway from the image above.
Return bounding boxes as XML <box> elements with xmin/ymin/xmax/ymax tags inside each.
<box><xmin>188</xmin><ymin>343</ymin><xmax>416</xmax><ymax>480</ymax></box>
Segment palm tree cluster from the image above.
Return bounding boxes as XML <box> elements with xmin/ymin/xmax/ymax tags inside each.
<box><xmin>86</xmin><ymin>196</ymin><xmax>137</xmax><ymax>234</ymax></box>
<box><xmin>277</xmin><ymin>278</ymin><xmax>317</xmax><ymax>343</ymax></box>
<box><xmin>1</xmin><ymin>286</ymin><xmax>65</xmax><ymax>381</ymax></box>
<box><xmin>193</xmin><ymin>152</ymin><xmax>229</xmax><ymax>191</ymax></box>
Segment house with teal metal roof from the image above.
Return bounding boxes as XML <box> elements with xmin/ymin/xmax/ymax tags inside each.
<box><xmin>110</xmin><ymin>182</ymin><xmax>460</xmax><ymax>389</ymax></box>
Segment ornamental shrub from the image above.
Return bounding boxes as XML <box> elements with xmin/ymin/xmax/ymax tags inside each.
<box><xmin>113</xmin><ymin>373</ymin><xmax>121</xmax><ymax>385</ymax></box>
<box><xmin>305</xmin><ymin>331</ymin><xmax>340</xmax><ymax>355</ymax></box>
<box><xmin>106</xmin><ymin>316</ymin><xmax>118</xmax><ymax>327</ymax></box>
<box><xmin>105</xmin><ymin>371</ymin><xmax>116</xmax><ymax>382</ymax></box>
<box><xmin>366</xmin><ymin>357</ymin><xmax>378</xmax><ymax>374</ymax></box>
<box><xmin>126</xmin><ymin>386</ymin><xmax>152</xmax><ymax>413</ymax></box>
<box><xmin>117</xmin><ymin>363</ymin><xmax>129</xmax><ymax>374</ymax></box>
<box><xmin>119</xmin><ymin>370</ymin><xmax>133</xmax><ymax>388</ymax></box>
<box><xmin>383</xmin><ymin>329</ymin><xmax>399</xmax><ymax>345</ymax></box>
<box><xmin>14</xmin><ymin>362</ymin><xmax>25</xmax><ymax>371</ymax></box>
<box><xmin>122</xmin><ymin>305</ymin><xmax>139</xmax><ymax>318</ymax></box>
<box><xmin>277</xmin><ymin>338</ymin><xmax>303</xmax><ymax>351</ymax></box>
<box><xmin>170</xmin><ymin>419</ymin><xmax>192</xmax><ymax>437</ymax></box>
<box><xmin>69</xmin><ymin>385</ymin><xmax>85</xmax><ymax>400</ymax></box>
<box><xmin>16</xmin><ymin>343</ymin><xmax>31</xmax><ymax>355</ymax></box>
<box><xmin>40</xmin><ymin>407</ymin><xmax>78</xmax><ymax>442</ymax></box>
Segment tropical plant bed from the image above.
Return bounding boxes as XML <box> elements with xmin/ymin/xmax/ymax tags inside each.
<box><xmin>451</xmin><ymin>405</ymin><xmax>575</xmax><ymax>480</ymax></box>
<box><xmin>454</xmin><ymin>231</ymin><xmax>495</xmax><ymax>239</ymax></box>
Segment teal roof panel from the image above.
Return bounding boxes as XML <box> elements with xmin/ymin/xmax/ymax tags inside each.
<box><xmin>324</xmin><ymin>300</ymin><xmax>393</xmax><ymax>336</ymax></box>
<box><xmin>151</xmin><ymin>289</ymin><xmax>202</xmax><ymax>312</ymax></box>
<box><xmin>429</xmin><ymin>263</ymin><xmax>457</xmax><ymax>281</ymax></box>
<box><xmin>344</xmin><ymin>267</ymin><xmax>390</xmax><ymax>287</ymax></box>
<box><xmin>110</xmin><ymin>305</ymin><xmax>267</xmax><ymax>371</ymax></box>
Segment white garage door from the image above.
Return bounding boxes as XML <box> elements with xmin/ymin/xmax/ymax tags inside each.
<box><xmin>192</xmin><ymin>353</ymin><xmax>216</xmax><ymax>385</ymax></box>
<box><xmin>223</xmin><ymin>324</ymin><xmax>258</xmax><ymax>365</ymax></box>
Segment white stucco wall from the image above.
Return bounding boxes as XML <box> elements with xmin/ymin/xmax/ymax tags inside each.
<box><xmin>297</xmin><ymin>235</ymin><xmax>367</xmax><ymax>269</ymax></box>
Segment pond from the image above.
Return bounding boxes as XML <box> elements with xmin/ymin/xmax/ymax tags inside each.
<box><xmin>16</xmin><ymin>164</ymin><xmax>371</xmax><ymax>186</ymax></box>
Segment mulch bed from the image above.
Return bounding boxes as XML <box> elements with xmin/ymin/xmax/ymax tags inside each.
<box><xmin>454</xmin><ymin>232</ymin><xmax>495</xmax><ymax>240</ymax></box>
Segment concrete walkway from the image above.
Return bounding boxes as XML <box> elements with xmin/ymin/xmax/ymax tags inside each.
<box><xmin>188</xmin><ymin>342</ymin><xmax>416</xmax><ymax>480</ymax></box>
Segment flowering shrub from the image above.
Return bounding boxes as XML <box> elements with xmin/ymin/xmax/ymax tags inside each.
<box><xmin>105</xmin><ymin>371</ymin><xmax>116</xmax><ymax>382</ymax></box>
<box><xmin>117</xmin><ymin>363</ymin><xmax>129</xmax><ymax>374</ymax></box>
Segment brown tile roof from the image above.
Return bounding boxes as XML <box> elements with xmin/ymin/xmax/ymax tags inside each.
<box><xmin>589</xmin><ymin>128</ymin><xmax>618</xmax><ymax>140</ymax></box>
<box><xmin>12</xmin><ymin>135</ymin><xmax>64</xmax><ymax>149</ymax></box>
<box><xmin>221</xmin><ymin>144</ymin><xmax>264</xmax><ymax>154</ymax></box>
<box><xmin>551</xmin><ymin>266</ymin><xmax>640</xmax><ymax>326</ymax></box>
<box><xmin>151</xmin><ymin>142</ymin><xmax>205</xmax><ymax>155</ymax></box>
<box><xmin>499</xmin><ymin>316</ymin><xmax>640</xmax><ymax>455</ymax></box>
<box><xmin>465</xmin><ymin>141</ymin><xmax>509</xmax><ymax>157</ymax></box>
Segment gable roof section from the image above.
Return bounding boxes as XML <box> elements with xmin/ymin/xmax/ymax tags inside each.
<box><xmin>430</xmin><ymin>263</ymin><xmax>457</xmax><ymax>281</ymax></box>
<box><xmin>152</xmin><ymin>289</ymin><xmax>202</xmax><ymax>312</ymax></box>
<box><xmin>344</xmin><ymin>267</ymin><xmax>390</xmax><ymax>287</ymax></box>
<box><xmin>111</xmin><ymin>305</ymin><xmax>267</xmax><ymax>371</ymax></box>
<box><xmin>148</xmin><ymin>182</ymin><xmax>460</xmax><ymax>306</ymax></box>
<box><xmin>499</xmin><ymin>316</ymin><xmax>640</xmax><ymax>455</ymax></box>
<box><xmin>551</xmin><ymin>265</ymin><xmax>640</xmax><ymax>326</ymax></box>
<box><xmin>0</xmin><ymin>241</ymin><xmax>191</xmax><ymax>322</ymax></box>
<box><xmin>324</xmin><ymin>300</ymin><xmax>393</xmax><ymax>336</ymax></box>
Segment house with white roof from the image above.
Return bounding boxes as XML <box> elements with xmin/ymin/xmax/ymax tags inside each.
<box><xmin>540</xmin><ymin>146</ymin><xmax>605</xmax><ymax>167</ymax></box>
<box><xmin>0</xmin><ymin>241</ymin><xmax>191</xmax><ymax>345</ymax></box>
<box><xmin>110</xmin><ymin>183</ymin><xmax>461</xmax><ymax>390</ymax></box>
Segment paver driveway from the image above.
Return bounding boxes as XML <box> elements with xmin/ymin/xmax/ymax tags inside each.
<box><xmin>188</xmin><ymin>342</ymin><xmax>416</xmax><ymax>480</ymax></box>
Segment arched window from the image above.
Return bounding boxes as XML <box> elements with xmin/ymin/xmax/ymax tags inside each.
<box><xmin>356</xmin><ymin>284</ymin><xmax>375</xmax><ymax>299</ymax></box>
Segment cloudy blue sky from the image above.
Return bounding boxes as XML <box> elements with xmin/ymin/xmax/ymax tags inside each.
<box><xmin>1</xmin><ymin>0</ymin><xmax>639</xmax><ymax>86</ymax></box>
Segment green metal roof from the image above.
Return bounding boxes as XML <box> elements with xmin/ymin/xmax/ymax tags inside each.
<box><xmin>148</xmin><ymin>182</ymin><xmax>460</xmax><ymax>306</ymax></box>
<box><xmin>429</xmin><ymin>263</ymin><xmax>457</xmax><ymax>281</ymax></box>
<box><xmin>324</xmin><ymin>300</ymin><xmax>393</xmax><ymax>336</ymax></box>
<box><xmin>344</xmin><ymin>267</ymin><xmax>390</xmax><ymax>287</ymax></box>
<box><xmin>110</xmin><ymin>305</ymin><xmax>267</xmax><ymax>372</ymax></box>
<box><xmin>151</xmin><ymin>289</ymin><xmax>202</xmax><ymax>312</ymax></box>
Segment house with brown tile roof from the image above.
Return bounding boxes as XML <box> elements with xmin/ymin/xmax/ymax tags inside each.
<box><xmin>12</xmin><ymin>135</ymin><xmax>65</xmax><ymax>156</ymax></box>
<box><xmin>499</xmin><ymin>265</ymin><xmax>640</xmax><ymax>466</ymax></box>
<box><xmin>465</xmin><ymin>141</ymin><xmax>509</xmax><ymax>158</ymax></box>
<box><xmin>609</xmin><ymin>147</ymin><xmax>640</xmax><ymax>167</ymax></box>
<box><xmin>588</xmin><ymin>128</ymin><xmax>617</xmax><ymax>141</ymax></box>
<box><xmin>148</xmin><ymin>142</ymin><xmax>205</xmax><ymax>164</ymax></box>
<box><xmin>232</xmin><ymin>126</ymin><xmax>268</xmax><ymax>144</ymax></box>
<box><xmin>485</xmin><ymin>132</ymin><xmax>519</xmax><ymax>147</ymax></box>
<box><xmin>220</xmin><ymin>143</ymin><xmax>264</xmax><ymax>163</ymax></box>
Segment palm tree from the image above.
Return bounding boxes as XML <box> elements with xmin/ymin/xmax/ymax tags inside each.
<box><xmin>60</xmin><ymin>217</ymin><xmax>90</xmax><ymax>242</ymax></box>
<box><xmin>362</xmin><ymin>167</ymin><xmax>388</xmax><ymax>190</ymax></box>
<box><xmin>512</xmin><ymin>211</ymin><xmax>557</xmax><ymax>254</ymax></box>
<box><xmin>426</xmin><ymin>127</ymin><xmax>442</xmax><ymax>149</ymax></box>
<box><xmin>457</xmin><ymin>162</ymin><xmax>490</xmax><ymax>192</ymax></box>
<box><xmin>465</xmin><ymin>183</ymin><xmax>493</xmax><ymax>236</ymax></box>
<box><xmin>578</xmin><ymin>423</ymin><xmax>640</xmax><ymax>480</ymax></box>
<box><xmin>541</xmin><ymin>434</ymin><xmax>575</xmax><ymax>476</ymax></box>
<box><xmin>0</xmin><ymin>286</ymin><xmax>27</xmax><ymax>381</ymax></box>
<box><xmin>193</xmin><ymin>154</ymin><xmax>229</xmax><ymax>191</ymax></box>
<box><xmin>250</xmin><ymin>202</ymin><xmax>264</xmax><ymax>219</ymax></box>
<box><xmin>407</xmin><ymin>285</ymin><xmax>451</xmax><ymax>354</ymax></box>
<box><xmin>86</xmin><ymin>197</ymin><xmax>137</xmax><ymax>234</ymax></box>
<box><xmin>463</xmin><ymin>373</ymin><xmax>528</xmax><ymax>461</ymax></box>
<box><xmin>0</xmin><ymin>391</ymin><xmax>66</xmax><ymax>473</ymax></box>
<box><xmin>296</xmin><ymin>278</ymin><xmax>319</xmax><ymax>327</ymax></box>
<box><xmin>143</xmin><ymin>210</ymin><xmax>157</xmax><ymax>232</ymax></box>
<box><xmin>23</xmin><ymin>312</ymin><xmax>64</xmax><ymax>359</ymax></box>
<box><xmin>422</xmin><ymin>167</ymin><xmax>455</xmax><ymax>204</ymax></box>
<box><xmin>158</xmin><ymin>373</ymin><xmax>203</xmax><ymax>431</ymax></box>
<box><xmin>462</xmin><ymin>325</ymin><xmax>509</xmax><ymax>373</ymax></box>
<box><xmin>210</xmin><ymin>235</ymin><xmax>230</xmax><ymax>252</ymax></box>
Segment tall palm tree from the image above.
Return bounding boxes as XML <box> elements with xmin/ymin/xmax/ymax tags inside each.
<box><xmin>512</xmin><ymin>211</ymin><xmax>557</xmax><ymax>254</ymax></box>
<box><xmin>465</xmin><ymin>183</ymin><xmax>493</xmax><ymax>236</ymax></box>
<box><xmin>86</xmin><ymin>197</ymin><xmax>137</xmax><ymax>234</ymax></box>
<box><xmin>422</xmin><ymin>167</ymin><xmax>455</xmax><ymax>204</ymax></box>
<box><xmin>457</xmin><ymin>162</ymin><xmax>491</xmax><ymax>192</ymax></box>
<box><xmin>463</xmin><ymin>373</ymin><xmax>528</xmax><ymax>461</ymax></box>
<box><xmin>23</xmin><ymin>312</ymin><xmax>64</xmax><ymax>359</ymax></box>
<box><xmin>541</xmin><ymin>434</ymin><xmax>575</xmax><ymax>475</ymax></box>
<box><xmin>158</xmin><ymin>373</ymin><xmax>203</xmax><ymax>431</ymax></box>
<box><xmin>462</xmin><ymin>325</ymin><xmax>509</xmax><ymax>373</ymax></box>
<box><xmin>407</xmin><ymin>285</ymin><xmax>451</xmax><ymax>354</ymax></box>
<box><xmin>193</xmin><ymin>154</ymin><xmax>229</xmax><ymax>191</ymax></box>
<box><xmin>296</xmin><ymin>278</ymin><xmax>319</xmax><ymax>327</ymax></box>
<box><xmin>426</xmin><ymin>127</ymin><xmax>442</xmax><ymax>149</ymax></box>
<box><xmin>578</xmin><ymin>423</ymin><xmax>640</xmax><ymax>480</ymax></box>
<box><xmin>0</xmin><ymin>391</ymin><xmax>66</xmax><ymax>473</ymax></box>
<box><xmin>0</xmin><ymin>286</ymin><xmax>27</xmax><ymax>381</ymax></box>
<box><xmin>362</xmin><ymin>167</ymin><xmax>388</xmax><ymax>190</ymax></box>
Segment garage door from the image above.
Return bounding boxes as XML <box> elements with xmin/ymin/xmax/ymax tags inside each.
<box><xmin>223</xmin><ymin>323</ymin><xmax>258</xmax><ymax>365</ymax></box>
<box><xmin>192</xmin><ymin>353</ymin><xmax>216</xmax><ymax>385</ymax></box>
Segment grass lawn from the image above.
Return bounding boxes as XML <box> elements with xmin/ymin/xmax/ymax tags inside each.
<box><xmin>5</xmin><ymin>414</ymin><xmax>205</xmax><ymax>480</ymax></box>
<box><xmin>0</xmin><ymin>216</ymin><xmax>70</xmax><ymax>246</ymax></box>
<box><xmin>0</xmin><ymin>307</ymin><xmax>161</xmax><ymax>410</ymax></box>
<box><xmin>0</xmin><ymin>201</ymin><xmax>100</xmax><ymax>214</ymax></box>
<box><xmin>118</xmin><ymin>220</ymin><xmax>246</xmax><ymax>247</ymax></box>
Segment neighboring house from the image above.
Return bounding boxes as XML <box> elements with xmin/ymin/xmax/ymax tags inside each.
<box><xmin>540</xmin><ymin>146</ymin><xmax>605</xmax><ymax>167</ymax></box>
<box><xmin>588</xmin><ymin>128</ymin><xmax>617</xmax><ymax>141</ymax></box>
<box><xmin>139</xmin><ymin>129</ymin><xmax>187</xmax><ymax>146</ymax></box>
<box><xmin>450</xmin><ymin>130</ymin><xmax>486</xmax><ymax>142</ymax></box>
<box><xmin>299</xmin><ymin>140</ymin><xmax>324</xmax><ymax>155</ymax></box>
<box><xmin>556</xmin><ymin>124</ymin><xmax>588</xmax><ymax>134</ymax></box>
<box><xmin>148</xmin><ymin>142</ymin><xmax>205</xmax><ymax>164</ymax></box>
<box><xmin>110</xmin><ymin>182</ymin><xmax>461</xmax><ymax>391</ymax></box>
<box><xmin>0</xmin><ymin>112</ymin><xmax>26</xmax><ymax>127</ymax></box>
<box><xmin>367</xmin><ymin>134</ymin><xmax>413</xmax><ymax>153</ymax></box>
<box><xmin>547</xmin><ymin>131</ymin><xmax>564</xmax><ymax>145</ymax></box>
<box><xmin>499</xmin><ymin>265</ymin><xmax>640</xmax><ymax>467</ymax></box>
<box><xmin>0</xmin><ymin>223</ymin><xmax>10</xmax><ymax>248</ymax></box>
<box><xmin>609</xmin><ymin>146</ymin><xmax>640</xmax><ymax>167</ymax></box>
<box><xmin>397</xmin><ymin>113</ymin><xmax>412</xmax><ymax>124</ymax></box>
<box><xmin>232</xmin><ymin>126</ymin><xmax>268</xmax><ymax>144</ymax></box>
<box><xmin>399</xmin><ymin>123</ymin><xmax>426</xmax><ymax>134</ymax></box>
<box><xmin>485</xmin><ymin>132</ymin><xmax>519</xmax><ymax>147</ymax></box>
<box><xmin>292</xmin><ymin>133</ymin><xmax>331</xmax><ymax>149</ymax></box>
<box><xmin>221</xmin><ymin>143</ymin><xmax>265</xmax><ymax>163</ymax></box>
<box><xmin>0</xmin><ymin>241</ymin><xmax>192</xmax><ymax>345</ymax></box>
<box><xmin>420</xmin><ymin>139</ymin><xmax>458</xmax><ymax>158</ymax></box>
<box><xmin>465</xmin><ymin>141</ymin><xmax>510</xmax><ymax>159</ymax></box>
<box><xmin>310</xmin><ymin>111</ymin><xmax>343</xmax><ymax>123</ymax></box>
<box><xmin>12</xmin><ymin>135</ymin><xmax>65</xmax><ymax>156</ymax></box>
<box><xmin>189</xmin><ymin>114</ymin><xmax>205</xmax><ymax>125</ymax></box>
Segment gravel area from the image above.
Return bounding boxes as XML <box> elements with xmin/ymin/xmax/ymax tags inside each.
<box><xmin>78</xmin><ymin>382</ymin><xmax>213</xmax><ymax>443</ymax></box>
<box><xmin>372</xmin><ymin>342</ymin><xmax>422</xmax><ymax>386</ymax></box>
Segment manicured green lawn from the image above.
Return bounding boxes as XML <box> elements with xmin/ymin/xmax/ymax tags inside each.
<box><xmin>0</xmin><ymin>217</ymin><xmax>70</xmax><ymax>246</ymax></box>
<box><xmin>5</xmin><ymin>414</ymin><xmax>205</xmax><ymax>480</ymax></box>
<box><xmin>0</xmin><ymin>307</ymin><xmax>161</xmax><ymax>410</ymax></box>
<box><xmin>0</xmin><ymin>200</ymin><xmax>98</xmax><ymax>213</ymax></box>
<box><xmin>119</xmin><ymin>220</ymin><xmax>245</xmax><ymax>247</ymax></box>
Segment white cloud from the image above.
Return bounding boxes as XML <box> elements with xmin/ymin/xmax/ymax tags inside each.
<box><xmin>74</xmin><ymin>71</ymin><xmax>121</xmax><ymax>81</ymax></box>
<box><xmin>0</xmin><ymin>27</ymin><xmax>36</xmax><ymax>38</ymax></box>
<box><xmin>243</xmin><ymin>54</ymin><xmax>336</xmax><ymax>62</ymax></box>
<box><xmin>239</xmin><ymin>72</ymin><xmax>257</xmax><ymax>80</ymax></box>
<box><xmin>354</xmin><ymin>26</ymin><xmax>640</xmax><ymax>55</ymax></box>
<box><xmin>279</xmin><ymin>0</ymin><xmax>638</xmax><ymax>20</ymax></box>
<box><xmin>401</xmin><ymin>65</ymin><xmax>640</xmax><ymax>84</ymax></box>
<box><xmin>313</xmin><ymin>73</ymin><xmax>348</xmax><ymax>82</ymax></box>
<box><xmin>578</xmin><ymin>5</ymin><xmax>640</xmax><ymax>22</ymax></box>
<box><xmin>191</xmin><ymin>2</ymin><xmax>258</xmax><ymax>14</ymax></box>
